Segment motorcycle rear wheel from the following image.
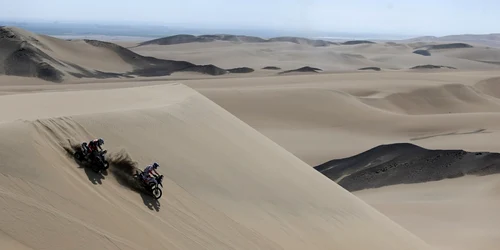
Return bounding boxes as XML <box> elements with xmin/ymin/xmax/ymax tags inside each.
<box><xmin>74</xmin><ymin>151</ymin><xmax>84</xmax><ymax>161</ymax></box>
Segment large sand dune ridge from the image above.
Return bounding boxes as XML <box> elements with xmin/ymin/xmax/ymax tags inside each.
<box><xmin>0</xmin><ymin>83</ymin><xmax>431</xmax><ymax>250</ymax></box>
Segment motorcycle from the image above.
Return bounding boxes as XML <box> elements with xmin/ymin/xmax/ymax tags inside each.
<box><xmin>73</xmin><ymin>142</ymin><xmax>109</xmax><ymax>172</ymax></box>
<box><xmin>133</xmin><ymin>170</ymin><xmax>163</xmax><ymax>200</ymax></box>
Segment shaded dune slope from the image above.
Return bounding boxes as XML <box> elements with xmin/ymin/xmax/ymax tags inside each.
<box><xmin>0</xmin><ymin>27</ymin><xmax>65</xmax><ymax>82</ymax></box>
<box><xmin>0</xmin><ymin>27</ymin><xmax>252</xmax><ymax>82</ymax></box>
<box><xmin>0</xmin><ymin>84</ymin><xmax>430</xmax><ymax>250</ymax></box>
<box><xmin>315</xmin><ymin>143</ymin><xmax>500</xmax><ymax>192</ymax></box>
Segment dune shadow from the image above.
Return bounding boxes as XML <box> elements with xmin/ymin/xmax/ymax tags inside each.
<box><xmin>84</xmin><ymin>166</ymin><xmax>105</xmax><ymax>184</ymax></box>
<box><xmin>140</xmin><ymin>192</ymin><xmax>161</xmax><ymax>212</ymax></box>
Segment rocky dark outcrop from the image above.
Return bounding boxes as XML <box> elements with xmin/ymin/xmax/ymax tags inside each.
<box><xmin>314</xmin><ymin>143</ymin><xmax>500</xmax><ymax>191</ymax></box>
<box><xmin>262</xmin><ymin>66</ymin><xmax>281</xmax><ymax>70</ymax></box>
<box><xmin>358</xmin><ymin>67</ymin><xmax>381</xmax><ymax>71</ymax></box>
<box><xmin>279</xmin><ymin>66</ymin><xmax>322</xmax><ymax>74</ymax></box>
<box><xmin>410</xmin><ymin>64</ymin><xmax>456</xmax><ymax>70</ymax></box>
<box><xmin>413</xmin><ymin>50</ymin><xmax>431</xmax><ymax>56</ymax></box>
<box><xmin>341</xmin><ymin>40</ymin><xmax>376</xmax><ymax>45</ymax></box>
<box><xmin>227</xmin><ymin>67</ymin><xmax>254</xmax><ymax>73</ymax></box>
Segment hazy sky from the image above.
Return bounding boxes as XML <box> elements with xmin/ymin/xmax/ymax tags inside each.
<box><xmin>3</xmin><ymin>0</ymin><xmax>499</xmax><ymax>36</ymax></box>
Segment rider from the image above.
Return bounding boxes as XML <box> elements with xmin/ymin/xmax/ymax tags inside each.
<box><xmin>141</xmin><ymin>162</ymin><xmax>160</xmax><ymax>186</ymax></box>
<box><xmin>87</xmin><ymin>138</ymin><xmax>104</xmax><ymax>158</ymax></box>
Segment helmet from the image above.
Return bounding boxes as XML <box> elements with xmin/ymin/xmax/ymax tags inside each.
<box><xmin>98</xmin><ymin>138</ymin><xmax>104</xmax><ymax>146</ymax></box>
<box><xmin>152</xmin><ymin>162</ymin><xmax>159</xmax><ymax>169</ymax></box>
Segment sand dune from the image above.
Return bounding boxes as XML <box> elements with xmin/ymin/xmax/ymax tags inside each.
<box><xmin>359</xmin><ymin>83</ymin><xmax>500</xmax><ymax>114</ymax></box>
<box><xmin>0</xmin><ymin>83</ymin><xmax>431</xmax><ymax>250</ymax></box>
<box><xmin>434</xmin><ymin>47</ymin><xmax>500</xmax><ymax>65</ymax></box>
<box><xmin>475</xmin><ymin>76</ymin><xmax>500</xmax><ymax>97</ymax></box>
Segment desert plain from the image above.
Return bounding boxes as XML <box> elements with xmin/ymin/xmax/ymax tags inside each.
<box><xmin>1</xmin><ymin>26</ymin><xmax>500</xmax><ymax>250</ymax></box>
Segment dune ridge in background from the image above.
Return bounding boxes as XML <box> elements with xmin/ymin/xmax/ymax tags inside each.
<box><xmin>402</xmin><ymin>33</ymin><xmax>500</xmax><ymax>47</ymax></box>
<box><xmin>184</xmin><ymin>72</ymin><xmax>500</xmax><ymax>166</ymax></box>
<box><xmin>0</xmin><ymin>26</ymin><xmax>260</xmax><ymax>82</ymax></box>
<box><xmin>137</xmin><ymin>34</ymin><xmax>338</xmax><ymax>47</ymax></box>
<box><xmin>0</xmin><ymin>83</ymin><xmax>431</xmax><ymax>250</ymax></box>
<box><xmin>133</xmin><ymin>37</ymin><xmax>500</xmax><ymax>72</ymax></box>
<box><xmin>3</xmin><ymin>27</ymin><xmax>500</xmax><ymax>83</ymax></box>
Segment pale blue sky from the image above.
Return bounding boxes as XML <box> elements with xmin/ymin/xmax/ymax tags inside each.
<box><xmin>3</xmin><ymin>0</ymin><xmax>499</xmax><ymax>36</ymax></box>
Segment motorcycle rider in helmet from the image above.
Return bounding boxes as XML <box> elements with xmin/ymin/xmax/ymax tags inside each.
<box><xmin>141</xmin><ymin>162</ymin><xmax>160</xmax><ymax>186</ymax></box>
<box><xmin>86</xmin><ymin>138</ymin><xmax>104</xmax><ymax>159</ymax></box>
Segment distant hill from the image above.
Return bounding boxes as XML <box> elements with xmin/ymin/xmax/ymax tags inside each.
<box><xmin>403</xmin><ymin>33</ymin><xmax>500</xmax><ymax>47</ymax></box>
<box><xmin>416</xmin><ymin>43</ymin><xmax>473</xmax><ymax>50</ymax></box>
<box><xmin>138</xmin><ymin>34</ymin><xmax>336</xmax><ymax>47</ymax></box>
<box><xmin>139</xmin><ymin>34</ymin><xmax>266</xmax><ymax>45</ymax></box>
<box><xmin>341</xmin><ymin>40</ymin><xmax>376</xmax><ymax>45</ymax></box>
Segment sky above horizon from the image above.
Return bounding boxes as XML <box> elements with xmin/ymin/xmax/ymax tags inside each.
<box><xmin>3</xmin><ymin>0</ymin><xmax>499</xmax><ymax>36</ymax></box>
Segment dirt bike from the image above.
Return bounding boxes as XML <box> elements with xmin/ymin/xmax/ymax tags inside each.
<box><xmin>133</xmin><ymin>170</ymin><xmax>164</xmax><ymax>200</ymax></box>
<box><xmin>73</xmin><ymin>142</ymin><xmax>109</xmax><ymax>172</ymax></box>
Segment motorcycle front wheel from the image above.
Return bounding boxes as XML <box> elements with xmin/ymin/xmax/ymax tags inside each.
<box><xmin>152</xmin><ymin>188</ymin><xmax>162</xmax><ymax>200</ymax></box>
